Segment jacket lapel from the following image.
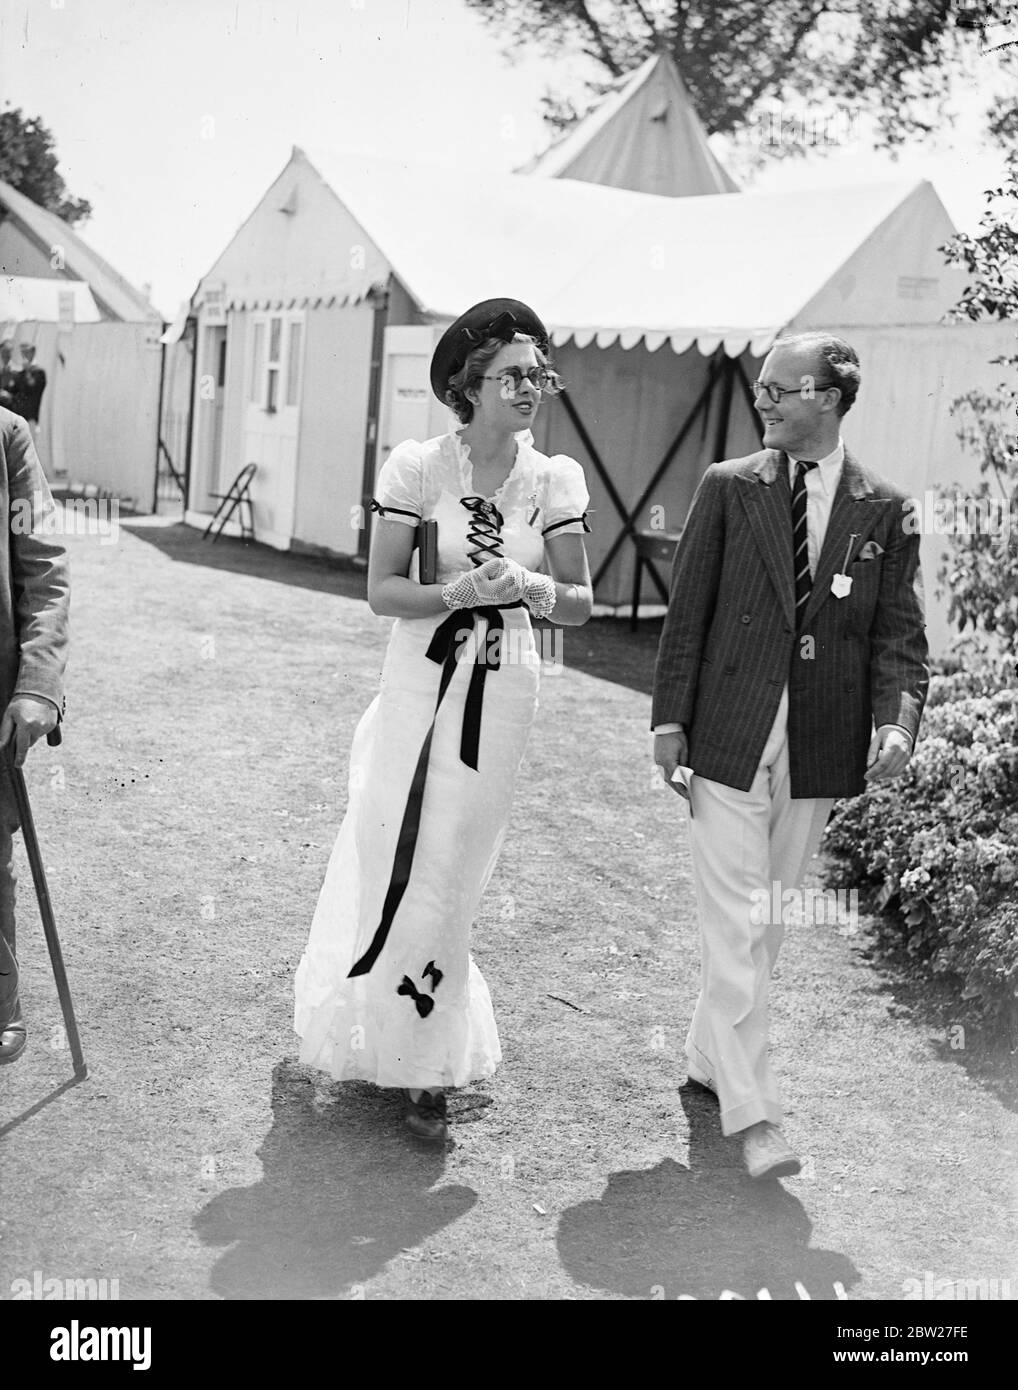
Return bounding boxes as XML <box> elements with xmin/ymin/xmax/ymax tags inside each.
<box><xmin>799</xmin><ymin>449</ymin><xmax>888</xmax><ymax>629</ymax></box>
<box><xmin>736</xmin><ymin>450</ymin><xmax>795</xmax><ymax>628</ymax></box>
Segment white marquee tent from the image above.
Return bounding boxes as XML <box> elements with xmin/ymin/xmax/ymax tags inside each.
<box><xmin>186</xmin><ymin>148</ymin><xmax>970</xmax><ymax>642</ymax></box>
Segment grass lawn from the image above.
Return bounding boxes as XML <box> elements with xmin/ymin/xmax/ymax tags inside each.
<box><xmin>0</xmin><ymin>519</ymin><xmax>1014</xmax><ymax>1301</ymax></box>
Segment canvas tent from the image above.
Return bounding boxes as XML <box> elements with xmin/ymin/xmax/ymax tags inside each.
<box><xmin>0</xmin><ymin>276</ymin><xmax>100</xmax><ymax>327</ymax></box>
<box><xmin>187</xmin><ymin>149</ymin><xmax>966</xmax><ymax>633</ymax></box>
<box><xmin>0</xmin><ymin>179</ymin><xmax>166</xmax><ymax>497</ymax></box>
<box><xmin>519</xmin><ymin>50</ymin><xmax>738</xmax><ymax>198</ymax></box>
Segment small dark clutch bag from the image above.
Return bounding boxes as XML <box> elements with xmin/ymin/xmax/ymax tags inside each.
<box><xmin>415</xmin><ymin>519</ymin><xmax>438</xmax><ymax>584</ymax></box>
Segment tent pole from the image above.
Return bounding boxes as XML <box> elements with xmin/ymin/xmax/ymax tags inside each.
<box><xmin>712</xmin><ymin>351</ymin><xmax>736</xmax><ymax>464</ymax></box>
<box><xmin>735</xmin><ymin>355</ymin><xmax>765</xmax><ymax>445</ymax></box>
<box><xmin>182</xmin><ymin>315</ymin><xmax>199</xmax><ymax>514</ymax></box>
<box><xmin>152</xmin><ymin>331</ymin><xmax>168</xmax><ymax>514</ymax></box>
<box><xmin>557</xmin><ymin>390</ymin><xmax>632</xmax><ymax>533</ymax></box>
<box><xmin>590</xmin><ymin>348</ymin><xmax>723</xmax><ymax>593</ymax></box>
<box><xmin>358</xmin><ymin>279</ymin><xmax>390</xmax><ymax>565</ymax></box>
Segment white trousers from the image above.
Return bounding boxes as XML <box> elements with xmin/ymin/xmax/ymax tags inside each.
<box><xmin>685</xmin><ymin>688</ymin><xmax>834</xmax><ymax>1135</ymax></box>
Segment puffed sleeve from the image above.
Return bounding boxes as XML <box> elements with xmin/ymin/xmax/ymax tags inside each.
<box><xmin>371</xmin><ymin>440</ymin><xmax>424</xmax><ymax>525</ymax></box>
<box><xmin>542</xmin><ymin>455</ymin><xmax>591</xmax><ymax>538</ymax></box>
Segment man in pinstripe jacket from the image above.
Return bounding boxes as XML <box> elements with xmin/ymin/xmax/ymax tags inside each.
<box><xmin>652</xmin><ymin>332</ymin><xmax>929</xmax><ymax>1180</ymax></box>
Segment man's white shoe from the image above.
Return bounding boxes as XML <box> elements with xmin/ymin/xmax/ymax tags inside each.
<box><xmin>742</xmin><ymin>1123</ymin><xmax>801</xmax><ymax>1180</ymax></box>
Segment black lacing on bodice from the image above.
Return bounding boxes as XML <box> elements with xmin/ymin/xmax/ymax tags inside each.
<box><xmin>460</xmin><ymin>496</ymin><xmax>504</xmax><ymax>567</ymax></box>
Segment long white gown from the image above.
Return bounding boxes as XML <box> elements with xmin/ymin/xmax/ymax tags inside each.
<box><xmin>293</xmin><ymin>427</ymin><xmax>589</xmax><ymax>1089</ymax></box>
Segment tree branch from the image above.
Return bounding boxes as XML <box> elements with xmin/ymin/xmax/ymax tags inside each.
<box><xmin>738</xmin><ymin>3</ymin><xmax>832</xmax><ymax>120</ymax></box>
<box><xmin>628</xmin><ymin>0</ymin><xmax>660</xmax><ymax>40</ymax></box>
<box><xmin>568</xmin><ymin>0</ymin><xmax>625</xmax><ymax>76</ymax></box>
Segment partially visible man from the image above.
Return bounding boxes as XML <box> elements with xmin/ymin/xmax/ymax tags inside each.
<box><xmin>0</xmin><ymin>404</ymin><xmax>69</xmax><ymax>1065</ymax></box>
<box><xmin>652</xmin><ymin>332</ymin><xmax>928</xmax><ymax>1179</ymax></box>
<box><xmin>0</xmin><ymin>342</ymin><xmax>18</xmax><ymax>412</ymax></box>
<box><xmin>11</xmin><ymin>342</ymin><xmax>48</xmax><ymax>446</ymax></box>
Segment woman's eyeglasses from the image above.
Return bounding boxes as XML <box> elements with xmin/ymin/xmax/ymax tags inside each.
<box><xmin>752</xmin><ymin>379</ymin><xmax>837</xmax><ymax>404</ymax></box>
<box><xmin>481</xmin><ymin>367</ymin><xmax>555</xmax><ymax>394</ymax></box>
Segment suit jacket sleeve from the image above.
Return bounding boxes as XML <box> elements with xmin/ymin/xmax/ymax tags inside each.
<box><xmin>651</xmin><ymin>465</ymin><xmax>725</xmax><ymax>729</ymax></box>
<box><xmin>6</xmin><ymin>415</ymin><xmax>70</xmax><ymax>713</ymax></box>
<box><xmin>868</xmin><ymin>500</ymin><xmax>929</xmax><ymax>743</ymax></box>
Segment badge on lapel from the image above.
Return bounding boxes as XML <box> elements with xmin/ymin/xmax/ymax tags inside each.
<box><xmin>831</xmin><ymin>533</ymin><xmax>858</xmax><ymax>599</ymax></box>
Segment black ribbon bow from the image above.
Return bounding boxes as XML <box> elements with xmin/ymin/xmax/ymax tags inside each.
<box><xmin>463</xmin><ymin>309</ymin><xmax>520</xmax><ymax>346</ymax></box>
<box><xmin>397</xmin><ymin>976</ymin><xmax>434</xmax><ymax>1018</ymax></box>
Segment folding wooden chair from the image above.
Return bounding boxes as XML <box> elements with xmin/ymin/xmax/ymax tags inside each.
<box><xmin>629</xmin><ymin>529</ymin><xmax>682</xmax><ymax>631</ymax></box>
<box><xmin>203</xmin><ymin>462</ymin><xmax>256</xmax><ymax>543</ymax></box>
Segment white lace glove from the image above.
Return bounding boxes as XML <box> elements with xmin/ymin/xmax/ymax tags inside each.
<box><xmin>441</xmin><ymin>558</ymin><xmax>557</xmax><ymax>616</ymax></box>
<box><xmin>441</xmin><ymin>557</ymin><xmax>527</xmax><ymax>610</ymax></box>
<box><xmin>520</xmin><ymin>570</ymin><xmax>557</xmax><ymax>620</ymax></box>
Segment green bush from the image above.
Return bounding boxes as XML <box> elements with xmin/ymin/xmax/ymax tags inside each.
<box><xmin>823</xmin><ymin>680</ymin><xmax>1018</xmax><ymax>1029</ymax></box>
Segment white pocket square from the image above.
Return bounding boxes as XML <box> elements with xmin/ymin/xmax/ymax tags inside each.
<box><xmin>857</xmin><ymin>540</ymin><xmax>884</xmax><ymax>562</ymax></box>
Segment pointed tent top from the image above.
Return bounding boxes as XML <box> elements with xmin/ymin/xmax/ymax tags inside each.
<box><xmin>519</xmin><ymin>50</ymin><xmax>738</xmax><ymax>198</ymax></box>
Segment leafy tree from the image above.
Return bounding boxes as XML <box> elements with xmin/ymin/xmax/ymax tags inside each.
<box><xmin>0</xmin><ymin>108</ymin><xmax>91</xmax><ymax>225</ymax></box>
<box><xmin>466</xmin><ymin>0</ymin><xmax>1016</xmax><ymax>152</ymax></box>
<box><xmin>935</xmin><ymin>152</ymin><xmax>1018</xmax><ymax>664</ymax></box>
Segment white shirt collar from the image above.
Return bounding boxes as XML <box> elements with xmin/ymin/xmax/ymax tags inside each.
<box><xmin>788</xmin><ymin>438</ymin><xmax>844</xmax><ymax>492</ymax></box>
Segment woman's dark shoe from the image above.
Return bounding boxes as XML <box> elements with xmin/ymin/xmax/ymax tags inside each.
<box><xmin>403</xmin><ymin>1088</ymin><xmax>448</xmax><ymax>1142</ymax></box>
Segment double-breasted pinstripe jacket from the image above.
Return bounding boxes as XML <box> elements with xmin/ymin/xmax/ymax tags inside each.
<box><xmin>651</xmin><ymin>448</ymin><xmax>929</xmax><ymax>798</ymax></box>
<box><xmin>0</xmin><ymin>409</ymin><xmax>69</xmax><ymax>722</ymax></box>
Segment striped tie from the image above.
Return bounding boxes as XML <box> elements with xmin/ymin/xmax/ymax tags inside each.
<box><xmin>792</xmin><ymin>459</ymin><xmax>818</xmax><ymax>626</ymax></box>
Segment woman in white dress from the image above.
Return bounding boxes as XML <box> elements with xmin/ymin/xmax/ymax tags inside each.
<box><xmin>294</xmin><ymin>298</ymin><xmax>593</xmax><ymax>1141</ymax></box>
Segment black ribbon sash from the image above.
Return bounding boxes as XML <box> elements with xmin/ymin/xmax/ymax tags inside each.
<box><xmin>346</xmin><ymin>601</ymin><xmax>521</xmax><ymax>978</ymax></box>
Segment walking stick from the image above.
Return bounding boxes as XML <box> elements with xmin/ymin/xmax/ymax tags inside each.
<box><xmin>2</xmin><ymin>725</ymin><xmax>86</xmax><ymax>1078</ymax></box>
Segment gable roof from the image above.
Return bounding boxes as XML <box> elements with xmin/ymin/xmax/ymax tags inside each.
<box><xmin>0</xmin><ymin>178</ymin><xmax>159</xmax><ymax>322</ymax></box>
<box><xmin>301</xmin><ymin>151</ymin><xmax>961</xmax><ymax>356</ymax></box>
<box><xmin>518</xmin><ymin>51</ymin><xmax>738</xmax><ymax>198</ymax></box>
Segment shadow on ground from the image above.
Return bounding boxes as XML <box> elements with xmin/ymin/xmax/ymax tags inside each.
<box><xmin>120</xmin><ymin>521</ymin><xmax>370</xmax><ymax>602</ymax></box>
<box><xmin>193</xmin><ymin>1060</ymin><xmax>476</xmax><ymax>1299</ymax></box>
<box><xmin>121</xmin><ymin>521</ymin><xmax>665</xmax><ymax>697</ymax></box>
<box><xmin>557</xmin><ymin>1084</ymin><xmax>860</xmax><ymax>1301</ymax></box>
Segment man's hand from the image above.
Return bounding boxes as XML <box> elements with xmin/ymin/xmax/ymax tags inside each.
<box><xmin>865</xmin><ymin>724</ymin><xmax>912</xmax><ymax>784</ymax></box>
<box><xmin>0</xmin><ymin>696</ymin><xmax>58</xmax><ymax>768</ymax></box>
<box><xmin>654</xmin><ymin>729</ymin><xmax>689</xmax><ymax>796</ymax></box>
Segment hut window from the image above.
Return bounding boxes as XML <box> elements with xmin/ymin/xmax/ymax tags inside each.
<box><xmin>265</xmin><ymin>316</ymin><xmax>282</xmax><ymax>412</ymax></box>
<box><xmin>249</xmin><ymin>322</ymin><xmax>265</xmax><ymax>403</ymax></box>
<box><xmin>285</xmin><ymin>322</ymin><xmax>302</xmax><ymax>407</ymax></box>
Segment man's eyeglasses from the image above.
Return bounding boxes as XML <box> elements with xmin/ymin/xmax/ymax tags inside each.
<box><xmin>752</xmin><ymin>379</ymin><xmax>838</xmax><ymax>405</ymax></box>
<box><xmin>481</xmin><ymin>367</ymin><xmax>555</xmax><ymax>394</ymax></box>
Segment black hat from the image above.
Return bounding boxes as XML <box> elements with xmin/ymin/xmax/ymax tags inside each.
<box><xmin>429</xmin><ymin>298</ymin><xmax>549</xmax><ymax>403</ymax></box>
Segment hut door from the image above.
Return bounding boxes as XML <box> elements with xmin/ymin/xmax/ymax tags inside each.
<box><xmin>243</xmin><ymin>312</ymin><xmax>304</xmax><ymax>545</ymax></box>
<box><xmin>209</xmin><ymin>328</ymin><xmax>228</xmax><ymax>494</ymax></box>
<box><xmin>376</xmin><ymin>325</ymin><xmax>449</xmax><ymax>471</ymax></box>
